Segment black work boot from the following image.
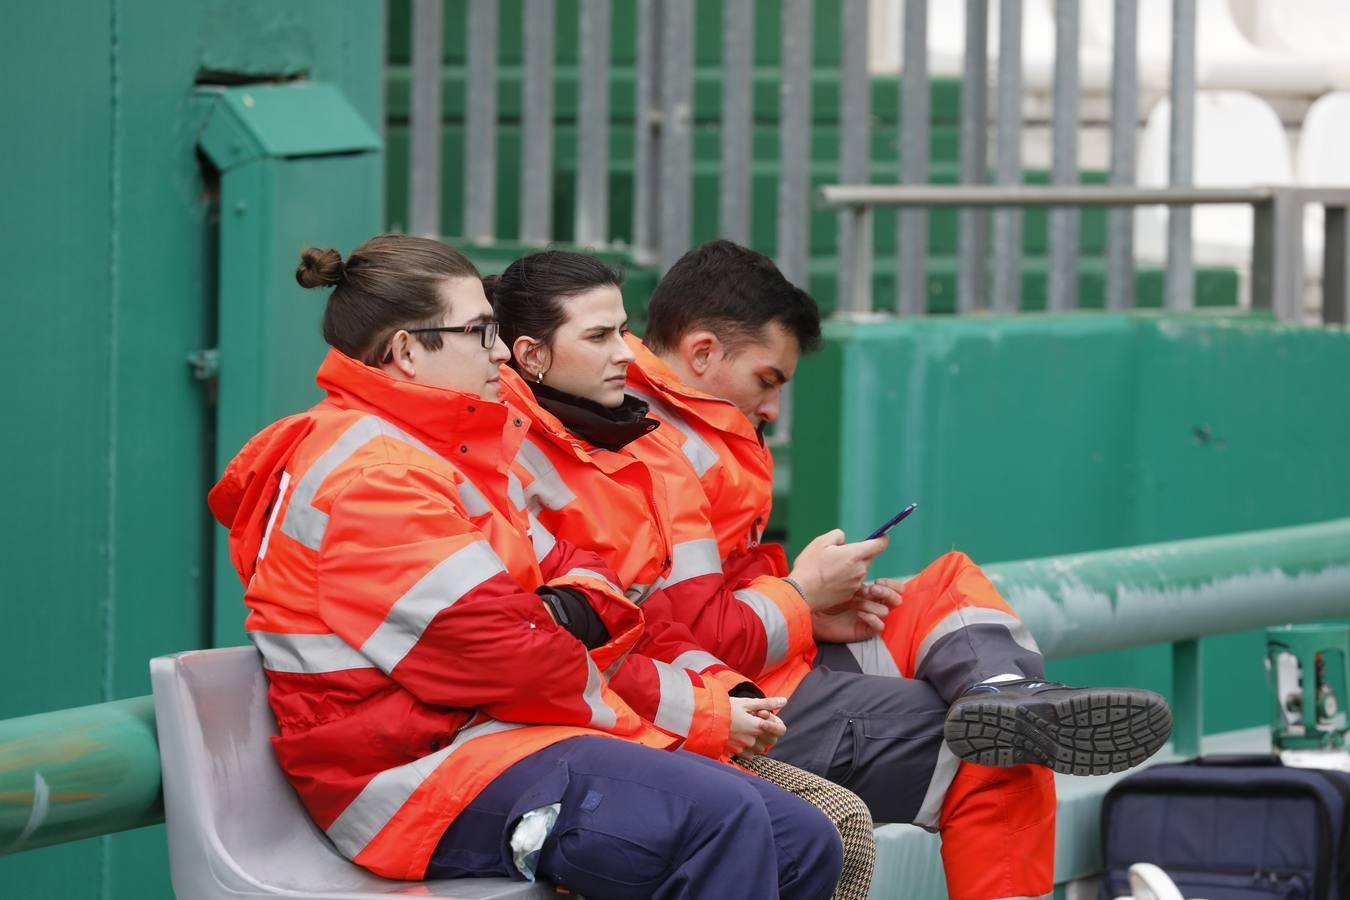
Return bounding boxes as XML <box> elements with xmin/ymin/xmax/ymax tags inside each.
<box><xmin>943</xmin><ymin>679</ymin><xmax>1173</xmax><ymax>776</ymax></box>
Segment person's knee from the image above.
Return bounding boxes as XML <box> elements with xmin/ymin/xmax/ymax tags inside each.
<box><xmin>834</xmin><ymin>783</ymin><xmax>875</xmax><ymax>834</ymax></box>
<box><xmin>791</xmin><ymin>803</ymin><xmax>845</xmax><ymax>894</ymax></box>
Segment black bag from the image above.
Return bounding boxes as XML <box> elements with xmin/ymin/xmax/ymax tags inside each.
<box><xmin>1099</xmin><ymin>755</ymin><xmax>1350</xmax><ymax>900</ymax></box>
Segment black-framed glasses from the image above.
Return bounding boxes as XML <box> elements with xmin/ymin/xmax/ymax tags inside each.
<box><xmin>406</xmin><ymin>319</ymin><xmax>501</xmax><ymax>350</ymax></box>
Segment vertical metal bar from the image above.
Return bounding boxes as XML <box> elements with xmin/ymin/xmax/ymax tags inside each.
<box><xmin>633</xmin><ymin>0</ymin><xmax>661</xmax><ymax>265</ymax></box>
<box><xmin>1048</xmin><ymin>0</ymin><xmax>1079</xmax><ymax>311</ymax></box>
<box><xmin>992</xmin><ymin>0</ymin><xmax>1023</xmax><ymax>313</ymax></box>
<box><xmin>1251</xmin><ymin>198</ymin><xmax>1275</xmax><ymax>314</ymax></box>
<box><xmin>720</xmin><ymin>0</ymin><xmax>754</xmax><ymax>244</ymax></box>
<box><xmin>660</xmin><ymin>0</ymin><xmax>695</xmax><ymax>271</ymax></box>
<box><xmin>1284</xmin><ymin>192</ymin><xmax>1307</xmax><ymax>323</ymax></box>
<box><xmin>1165</xmin><ymin>0</ymin><xmax>1197</xmax><ymax>310</ymax></box>
<box><xmin>575</xmin><ymin>0</ymin><xmax>612</xmax><ymax>246</ymax></box>
<box><xmin>837</xmin><ymin>0</ymin><xmax>871</xmax><ymax>311</ymax></box>
<box><xmin>899</xmin><ymin>0</ymin><xmax>930</xmax><ymax>316</ymax></box>
<box><xmin>1251</xmin><ymin>191</ymin><xmax>1300</xmax><ymax>321</ymax></box>
<box><xmin>837</xmin><ymin>207</ymin><xmax>876</xmax><ymax>317</ymax></box>
<box><xmin>1324</xmin><ymin>205</ymin><xmax>1348</xmax><ymax>325</ymax></box>
<box><xmin>1106</xmin><ymin>0</ymin><xmax>1138</xmax><ymax>310</ymax></box>
<box><xmin>464</xmin><ymin>0</ymin><xmax>499</xmax><ymax>242</ymax></box>
<box><xmin>777</xmin><ymin>0</ymin><xmax>814</xmax><ymax>287</ymax></box>
<box><xmin>408</xmin><ymin>0</ymin><xmax>444</xmax><ymax>237</ymax></box>
<box><xmin>958</xmin><ymin>0</ymin><xmax>989</xmax><ymax>314</ymax></box>
<box><xmin>1171</xmin><ymin>639</ymin><xmax>1203</xmax><ymax>758</ymax></box>
<box><xmin>520</xmin><ymin>0</ymin><xmax>556</xmax><ymax>245</ymax></box>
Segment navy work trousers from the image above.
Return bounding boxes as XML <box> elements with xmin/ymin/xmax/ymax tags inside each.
<box><xmin>427</xmin><ymin>735</ymin><xmax>843</xmax><ymax>899</ymax></box>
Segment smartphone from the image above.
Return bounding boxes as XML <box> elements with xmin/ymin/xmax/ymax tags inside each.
<box><xmin>865</xmin><ymin>502</ymin><xmax>917</xmax><ymax>540</ymax></box>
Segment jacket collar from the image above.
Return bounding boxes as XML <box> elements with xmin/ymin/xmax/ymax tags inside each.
<box><xmin>624</xmin><ymin>334</ymin><xmax>762</xmax><ymax>446</ymax></box>
<box><xmin>315</xmin><ymin>349</ymin><xmax>530</xmax><ymax>473</ymax></box>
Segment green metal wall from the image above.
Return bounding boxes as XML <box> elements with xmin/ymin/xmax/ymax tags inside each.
<box><xmin>0</xmin><ymin>3</ymin><xmax>382</xmax><ymax>897</ymax></box>
<box><xmin>789</xmin><ymin>312</ymin><xmax>1350</xmax><ymax>735</ymax></box>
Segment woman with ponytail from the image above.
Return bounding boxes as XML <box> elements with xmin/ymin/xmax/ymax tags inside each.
<box><xmin>488</xmin><ymin>250</ymin><xmax>878</xmax><ymax>900</ymax></box>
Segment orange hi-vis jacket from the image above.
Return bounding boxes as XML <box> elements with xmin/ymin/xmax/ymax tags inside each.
<box><xmin>498</xmin><ymin>366</ymin><xmax>741</xmax><ymax>756</ymax></box>
<box><xmin>208</xmin><ymin>349</ymin><xmax>671</xmax><ymax>881</ymax></box>
<box><xmin>624</xmin><ymin>335</ymin><xmax>775</xmax><ymax>561</ymax></box>
<box><xmin>623</xmin><ymin>337</ymin><xmax>816</xmax><ymax>697</ymax></box>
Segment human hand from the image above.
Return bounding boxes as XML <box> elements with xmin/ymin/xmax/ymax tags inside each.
<box><xmin>726</xmin><ymin>696</ymin><xmax>788</xmax><ymax>757</ymax></box>
<box><xmin>788</xmin><ymin>529</ymin><xmax>890</xmax><ymax>612</ymax></box>
<box><xmin>811</xmin><ymin>579</ymin><xmax>903</xmax><ymax>643</ymax></box>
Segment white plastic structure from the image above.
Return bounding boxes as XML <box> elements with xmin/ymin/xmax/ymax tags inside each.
<box><xmin>1110</xmin><ymin>863</ymin><xmax>1188</xmax><ymax>900</ymax></box>
<box><xmin>150</xmin><ymin>646</ymin><xmax>551</xmax><ymax>900</ymax></box>
<box><xmin>868</xmin><ymin>0</ymin><xmax>1111</xmax><ymax>90</ymax></box>
<box><xmin>1082</xmin><ymin>0</ymin><xmax>1329</xmax><ymax>95</ymax></box>
<box><xmin>1297</xmin><ymin>91</ymin><xmax>1350</xmax><ymax>274</ymax></box>
<box><xmin>1135</xmin><ymin>91</ymin><xmax>1294</xmax><ymax>266</ymax></box>
<box><xmin>1250</xmin><ymin>0</ymin><xmax>1350</xmax><ymax>89</ymax></box>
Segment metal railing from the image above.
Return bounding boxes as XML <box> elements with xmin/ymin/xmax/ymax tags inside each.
<box><xmin>399</xmin><ymin>1</ymin><xmax>1207</xmax><ymax>294</ymax></box>
<box><xmin>5</xmin><ymin>517</ymin><xmax>1350</xmax><ymax>855</ymax></box>
<box><xmin>820</xmin><ymin>184</ymin><xmax>1350</xmax><ymax>325</ymax></box>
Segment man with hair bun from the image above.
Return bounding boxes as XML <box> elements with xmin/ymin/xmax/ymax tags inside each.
<box><xmin>208</xmin><ymin>233</ymin><xmax>843</xmax><ymax>898</ymax></box>
<box><xmin>622</xmin><ymin>238</ymin><xmax>1175</xmax><ymax>900</ymax></box>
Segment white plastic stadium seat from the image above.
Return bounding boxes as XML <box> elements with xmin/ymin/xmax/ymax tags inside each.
<box><xmin>1297</xmin><ymin>91</ymin><xmax>1350</xmax><ymax>275</ymax></box>
<box><xmin>1135</xmin><ymin>91</ymin><xmax>1294</xmax><ymax>267</ymax></box>
<box><xmin>1082</xmin><ymin>0</ymin><xmax>1329</xmax><ymax>95</ymax></box>
<box><xmin>1251</xmin><ymin>0</ymin><xmax>1350</xmax><ymax>90</ymax></box>
<box><xmin>150</xmin><ymin>646</ymin><xmax>551</xmax><ymax>900</ymax></box>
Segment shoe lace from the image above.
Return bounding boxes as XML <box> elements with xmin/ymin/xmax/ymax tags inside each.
<box><xmin>964</xmin><ymin>677</ymin><xmax>1065</xmax><ymax>695</ymax></box>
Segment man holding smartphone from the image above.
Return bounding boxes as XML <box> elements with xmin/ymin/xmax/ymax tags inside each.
<box><xmin>624</xmin><ymin>240</ymin><xmax>1173</xmax><ymax>900</ymax></box>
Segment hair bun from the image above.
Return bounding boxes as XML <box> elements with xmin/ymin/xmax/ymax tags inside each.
<box><xmin>296</xmin><ymin>247</ymin><xmax>345</xmax><ymax>289</ymax></box>
<box><xmin>481</xmin><ymin>273</ymin><xmax>502</xmax><ymax>302</ymax></box>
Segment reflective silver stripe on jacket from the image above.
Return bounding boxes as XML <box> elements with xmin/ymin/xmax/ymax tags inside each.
<box><xmin>529</xmin><ymin>512</ymin><xmax>558</xmax><ymax>562</ymax></box>
<box><xmin>517</xmin><ymin>439</ymin><xmax>576</xmax><ymax>510</ymax></box>
<box><xmin>562</xmin><ymin>567</ymin><xmax>622</xmax><ymax>593</ymax></box>
<box><xmin>845</xmin><ymin>634</ymin><xmax>902</xmax><ymax>678</ymax></box>
<box><xmin>732</xmin><ymin>588</ymin><xmax>790</xmax><ymax>669</ymax></box>
<box><xmin>325</xmin><ymin>718</ymin><xmax>524</xmax><ymax>859</ymax></box>
<box><xmin>580</xmin><ymin>655</ymin><xmax>616</xmax><ymax>729</ymax></box>
<box><xmin>249</xmin><ymin>631</ymin><xmax>378</xmax><ymax>674</ymax></box>
<box><xmin>507</xmin><ymin>471</ymin><xmax>526</xmax><ymax>510</ymax></box>
<box><xmin>281</xmin><ymin>416</ymin><xmax>386</xmax><ymax>550</ymax></box>
<box><xmin>625</xmin><ymin>388</ymin><xmax>719</xmax><ymax>477</ymax></box>
<box><xmin>655</xmin><ymin>538</ymin><xmax>722</xmax><ymax>589</ymax></box>
<box><xmin>652</xmin><ymin>660</ymin><xmax>696</xmax><ymax>737</ymax></box>
<box><xmin>257</xmin><ymin>471</ymin><xmax>291</xmax><ymax>561</ymax></box>
<box><xmin>279</xmin><ymin>414</ymin><xmax>465</xmax><ymax>551</ymax></box>
<box><xmin>456</xmin><ymin>478</ymin><xmax>491</xmax><ymax>517</ymax></box>
<box><xmin>912</xmin><ymin>742</ymin><xmax>962</xmax><ymax>830</ymax></box>
<box><xmin>669</xmin><ymin>649</ymin><xmax>725</xmax><ymax>673</ymax></box>
<box><xmin>913</xmin><ymin>608</ymin><xmax>1041</xmax><ymax>676</ymax></box>
<box><xmin>360</xmin><ymin>540</ymin><xmax>507</xmax><ymax>673</ymax></box>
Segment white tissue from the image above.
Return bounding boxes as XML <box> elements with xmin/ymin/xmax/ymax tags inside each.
<box><xmin>510</xmin><ymin>802</ymin><xmax>561</xmax><ymax>881</ymax></box>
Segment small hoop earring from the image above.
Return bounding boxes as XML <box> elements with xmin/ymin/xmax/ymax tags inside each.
<box><xmin>536</xmin><ymin>368</ymin><xmax>546</xmax><ymax>384</ymax></box>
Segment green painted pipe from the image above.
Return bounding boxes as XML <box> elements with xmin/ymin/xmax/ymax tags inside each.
<box><xmin>3</xmin><ymin>517</ymin><xmax>1350</xmax><ymax>855</ymax></box>
<box><xmin>0</xmin><ymin>696</ymin><xmax>162</xmax><ymax>855</ymax></box>
<box><xmin>988</xmin><ymin>517</ymin><xmax>1350</xmax><ymax>659</ymax></box>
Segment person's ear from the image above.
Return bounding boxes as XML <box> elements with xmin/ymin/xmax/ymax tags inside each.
<box><xmin>388</xmin><ymin>330</ymin><xmax>418</xmax><ymax>378</ymax></box>
<box><xmin>679</xmin><ymin>330</ymin><xmax>721</xmax><ymax>377</ymax></box>
<box><xmin>513</xmin><ymin>335</ymin><xmax>552</xmax><ymax>381</ymax></box>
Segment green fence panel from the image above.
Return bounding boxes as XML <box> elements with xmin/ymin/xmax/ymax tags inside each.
<box><xmin>789</xmin><ymin>312</ymin><xmax>1350</xmax><ymax>734</ymax></box>
<box><xmin>0</xmin><ymin>3</ymin><xmax>382</xmax><ymax>898</ymax></box>
<box><xmin>198</xmin><ymin>82</ymin><xmax>382</xmax><ymax>648</ymax></box>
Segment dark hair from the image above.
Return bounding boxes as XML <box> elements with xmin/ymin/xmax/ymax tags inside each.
<box><xmin>486</xmin><ymin>251</ymin><xmax>624</xmax><ymax>371</ymax></box>
<box><xmin>643</xmin><ymin>240</ymin><xmax>822</xmax><ymax>356</ymax></box>
<box><xmin>295</xmin><ymin>234</ymin><xmax>480</xmax><ymax>365</ymax></box>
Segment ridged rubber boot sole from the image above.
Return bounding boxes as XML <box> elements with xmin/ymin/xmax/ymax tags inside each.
<box><xmin>943</xmin><ymin>688</ymin><xmax>1173</xmax><ymax>776</ymax></box>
